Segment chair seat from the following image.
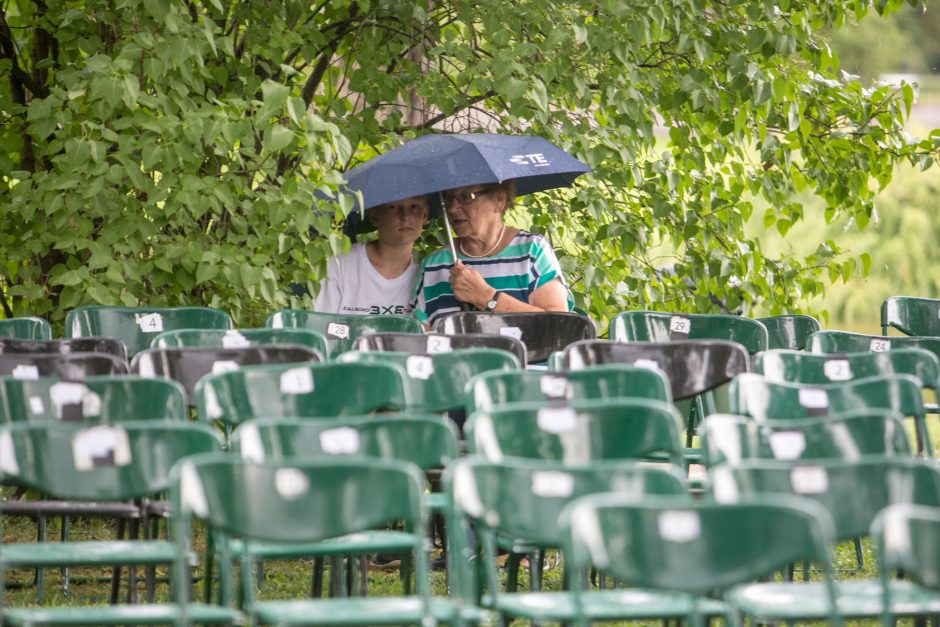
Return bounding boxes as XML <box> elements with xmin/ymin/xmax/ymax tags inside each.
<box><xmin>252</xmin><ymin>596</ymin><xmax>454</xmax><ymax>625</ymax></box>
<box><xmin>1</xmin><ymin>540</ymin><xmax>176</xmax><ymax>567</ymax></box>
<box><xmin>490</xmin><ymin>589</ymin><xmax>729</xmax><ymax>621</ymax></box>
<box><xmin>727</xmin><ymin>579</ymin><xmax>894</xmax><ymax>620</ymax></box>
<box><xmin>230</xmin><ymin>530</ymin><xmax>418</xmax><ymax>560</ymax></box>
<box><xmin>1</xmin><ymin>602</ymin><xmax>242</xmax><ymax>625</ymax></box>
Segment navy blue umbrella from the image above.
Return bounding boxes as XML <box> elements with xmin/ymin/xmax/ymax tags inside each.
<box><xmin>339</xmin><ymin>133</ymin><xmax>591</xmax><ymax>258</ymax></box>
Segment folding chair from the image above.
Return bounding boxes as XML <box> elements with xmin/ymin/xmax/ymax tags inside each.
<box><xmin>755</xmin><ymin>346</ymin><xmax>940</xmax><ymax>390</ymax></box>
<box><xmin>881</xmin><ymin>295</ymin><xmax>940</xmax><ymax>336</ymax></box>
<box><xmin>608</xmin><ymin>310</ymin><xmax>769</xmax><ymax>354</ymax></box>
<box><xmin>0</xmin><ymin>316</ymin><xmax>52</xmax><ymax>340</ymax></box>
<box><xmin>176</xmin><ymin>454</ymin><xmax>451</xmax><ymax>625</ymax></box>
<box><xmin>872</xmin><ymin>504</ymin><xmax>940</xmax><ymax>623</ymax></box>
<box><xmin>354</xmin><ymin>331</ymin><xmax>527</xmax><ymax>367</ymax></box>
<box><xmin>0</xmin><ymin>337</ymin><xmax>128</xmax><ymax>362</ymax></box>
<box><xmin>266</xmin><ymin>309</ymin><xmax>423</xmax><ymax>358</ymax></box>
<box><xmin>151</xmin><ymin>327</ymin><xmax>329</xmax><ymax>358</ymax></box>
<box><xmin>562</xmin><ymin>493</ymin><xmax>841</xmax><ymax>626</ymax></box>
<box><xmin>757</xmin><ymin>314</ymin><xmax>821</xmax><ymax>350</ymax></box>
<box><xmin>0</xmin><ymin>352</ymin><xmax>128</xmax><ymax>380</ymax></box>
<box><xmin>432</xmin><ymin>311</ymin><xmax>596</xmax><ymax>364</ymax></box>
<box><xmin>809</xmin><ymin>329</ymin><xmax>940</xmax><ymax>358</ymax></box>
<box><xmin>65</xmin><ymin>305</ymin><xmax>233</xmax><ymax>358</ymax></box>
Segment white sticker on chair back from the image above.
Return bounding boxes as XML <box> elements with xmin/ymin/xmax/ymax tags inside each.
<box><xmin>135</xmin><ymin>313</ymin><xmax>164</xmax><ymax>333</ymax></box>
<box><xmin>426</xmin><ymin>335</ymin><xmax>452</xmax><ymax>354</ymax></box>
<box><xmin>12</xmin><ymin>365</ymin><xmax>39</xmax><ymax>380</ymax></box>
<box><xmin>319</xmin><ymin>427</ymin><xmax>360</xmax><ymax>455</ymax></box>
<box><xmin>537</xmin><ymin>406</ymin><xmax>577</xmax><ymax>433</ymax></box>
<box><xmin>275</xmin><ymin>467</ymin><xmax>309</xmax><ymax>500</ymax></box>
<box><xmin>768</xmin><ymin>430</ymin><xmax>806</xmax><ymax>460</ymax></box>
<box><xmin>279</xmin><ymin>367</ymin><xmax>314</xmax><ymax>394</ymax></box>
<box><xmin>71</xmin><ymin>424</ymin><xmax>132</xmax><ymax>471</ymax></box>
<box><xmin>823</xmin><ymin>359</ymin><xmax>852</xmax><ymax>381</ymax></box>
<box><xmin>222</xmin><ymin>330</ymin><xmax>250</xmax><ymax>348</ymax></box>
<box><xmin>212</xmin><ymin>360</ymin><xmax>240</xmax><ymax>375</ymax></box>
<box><xmin>499</xmin><ymin>326</ymin><xmax>523</xmax><ymax>341</ymax></box>
<box><xmin>790</xmin><ymin>465</ymin><xmax>828</xmax><ymax>494</ymax></box>
<box><xmin>632</xmin><ymin>358</ymin><xmax>661</xmax><ymax>372</ymax></box>
<box><xmin>798</xmin><ymin>387</ymin><xmax>829</xmax><ymax>409</ymax></box>
<box><xmin>0</xmin><ymin>429</ymin><xmax>18</xmax><ymax>476</ymax></box>
<box><xmin>539</xmin><ymin>375</ymin><xmax>570</xmax><ymax>399</ymax></box>
<box><xmin>658</xmin><ymin>510</ymin><xmax>701</xmax><ymax>543</ymax></box>
<box><xmin>870</xmin><ymin>338</ymin><xmax>891</xmax><ymax>352</ymax></box>
<box><xmin>406</xmin><ymin>355</ymin><xmax>434</xmax><ymax>380</ymax></box>
<box><xmin>50</xmin><ymin>381</ymin><xmax>87</xmax><ymax>421</ymax></box>
<box><xmin>531</xmin><ymin>470</ymin><xmax>574</xmax><ymax>497</ymax></box>
<box><xmin>326</xmin><ymin>323</ymin><xmax>349</xmax><ymax>340</ymax></box>
<box><xmin>669</xmin><ymin>315</ymin><xmax>691</xmax><ymax>335</ymax></box>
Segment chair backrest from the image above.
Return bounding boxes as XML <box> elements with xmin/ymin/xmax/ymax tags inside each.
<box><xmin>808</xmin><ymin>330</ymin><xmax>940</xmax><ymax>363</ymax></box>
<box><xmin>561</xmin><ymin>339</ymin><xmax>750</xmax><ymax>401</ymax></box>
<box><xmin>609</xmin><ymin>311</ymin><xmax>769</xmax><ymax>354</ymax></box>
<box><xmin>711</xmin><ymin>457</ymin><xmax>940</xmax><ymax>542</ymax></box>
<box><xmin>266</xmin><ymin>309</ymin><xmax>423</xmax><ymax>358</ymax></box>
<box><xmin>432</xmin><ymin>311</ymin><xmax>596</xmax><ymax>363</ymax></box>
<box><xmin>464</xmin><ymin>364</ymin><xmax>672</xmax><ymax>416</ymax></box>
<box><xmin>881</xmin><ymin>296</ymin><xmax>940</xmax><ymax>336</ymax></box>
<box><xmin>0</xmin><ymin>421</ymin><xmax>222</xmax><ymax>499</ymax></box>
<box><xmin>151</xmin><ymin>327</ymin><xmax>329</xmax><ymax>357</ymax></box>
<box><xmin>65</xmin><ymin>306</ymin><xmax>233</xmax><ymax>357</ymax></box>
<box><xmin>0</xmin><ymin>317</ymin><xmax>52</xmax><ymax>340</ymax></box>
<box><xmin>0</xmin><ymin>337</ymin><xmax>128</xmax><ymax>362</ymax></box>
<box><xmin>232</xmin><ymin>414</ymin><xmax>460</xmax><ymax>470</ymax></box>
<box><xmin>194</xmin><ymin>361</ymin><xmax>410</xmax><ymax>430</ymax></box>
<box><xmin>337</xmin><ymin>348</ymin><xmax>520</xmax><ymax>414</ymax></box>
<box><xmin>0</xmin><ymin>375</ymin><xmax>189</xmax><ymax>423</ymax></box>
<box><xmin>754</xmin><ymin>347</ymin><xmax>940</xmax><ymax>391</ymax></box>
<box><xmin>465</xmin><ymin>398</ymin><xmax>685</xmax><ymax>465</ymax></box>
<box><xmin>757</xmin><ymin>314</ymin><xmax>821</xmax><ymax>350</ymax></box>
<box><xmin>131</xmin><ymin>345</ymin><xmax>321</xmax><ymax>404</ymax></box>
<box><xmin>0</xmin><ymin>352</ymin><xmax>128</xmax><ymax>380</ymax></box>
<box><xmin>353</xmin><ymin>331</ymin><xmax>527</xmax><ymax>367</ymax></box>
<box><xmin>873</xmin><ymin>504</ymin><xmax>940</xmax><ymax>600</ymax></box>
<box><xmin>563</xmin><ymin>493</ymin><xmax>836</xmax><ymax>598</ymax></box>
<box><xmin>701</xmin><ymin>412</ymin><xmax>912</xmax><ymax>467</ymax></box>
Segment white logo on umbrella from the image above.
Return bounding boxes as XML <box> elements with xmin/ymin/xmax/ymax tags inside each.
<box><xmin>509</xmin><ymin>153</ymin><xmax>551</xmax><ymax>167</ymax></box>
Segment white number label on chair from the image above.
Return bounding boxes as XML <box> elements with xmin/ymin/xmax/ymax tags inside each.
<box><xmin>406</xmin><ymin>355</ymin><xmax>434</xmax><ymax>380</ymax></box>
<box><xmin>632</xmin><ymin>358</ymin><xmax>661</xmax><ymax>371</ymax></box>
<box><xmin>531</xmin><ymin>471</ymin><xmax>574</xmax><ymax>497</ymax></box>
<box><xmin>274</xmin><ymin>468</ymin><xmax>309</xmax><ymax>500</ymax></box>
<box><xmin>279</xmin><ymin>367</ymin><xmax>314</xmax><ymax>394</ymax></box>
<box><xmin>50</xmin><ymin>382</ymin><xmax>86</xmax><ymax>419</ymax></box>
<box><xmin>12</xmin><ymin>365</ymin><xmax>39</xmax><ymax>380</ymax></box>
<box><xmin>212</xmin><ymin>360</ymin><xmax>240</xmax><ymax>375</ymax></box>
<box><xmin>790</xmin><ymin>465</ymin><xmax>828</xmax><ymax>495</ymax></box>
<box><xmin>499</xmin><ymin>326</ymin><xmax>523</xmax><ymax>341</ymax></box>
<box><xmin>72</xmin><ymin>425</ymin><xmax>132</xmax><ymax>471</ymax></box>
<box><xmin>870</xmin><ymin>338</ymin><xmax>891</xmax><ymax>352</ymax></box>
<box><xmin>319</xmin><ymin>427</ymin><xmax>361</xmax><ymax>455</ymax></box>
<box><xmin>222</xmin><ymin>330</ymin><xmax>251</xmax><ymax>348</ymax></box>
<box><xmin>658</xmin><ymin>510</ymin><xmax>700</xmax><ymax>543</ymax></box>
<box><xmin>823</xmin><ymin>359</ymin><xmax>852</xmax><ymax>381</ymax></box>
<box><xmin>798</xmin><ymin>387</ymin><xmax>829</xmax><ymax>410</ymax></box>
<box><xmin>768</xmin><ymin>431</ymin><xmax>806</xmax><ymax>460</ymax></box>
<box><xmin>326</xmin><ymin>323</ymin><xmax>349</xmax><ymax>340</ymax></box>
<box><xmin>537</xmin><ymin>406</ymin><xmax>577</xmax><ymax>433</ymax></box>
<box><xmin>539</xmin><ymin>375</ymin><xmax>570</xmax><ymax>399</ymax></box>
<box><xmin>28</xmin><ymin>396</ymin><xmax>45</xmax><ymax>415</ymax></box>
<box><xmin>135</xmin><ymin>313</ymin><xmax>164</xmax><ymax>333</ymax></box>
<box><xmin>669</xmin><ymin>316</ymin><xmax>691</xmax><ymax>334</ymax></box>
<box><xmin>426</xmin><ymin>335</ymin><xmax>452</xmax><ymax>354</ymax></box>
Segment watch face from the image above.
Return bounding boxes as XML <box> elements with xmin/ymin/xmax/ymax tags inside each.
<box><xmin>486</xmin><ymin>299</ymin><xmax>498</xmax><ymax>310</ymax></box>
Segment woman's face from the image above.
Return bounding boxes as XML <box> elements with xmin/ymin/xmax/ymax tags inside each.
<box><xmin>442</xmin><ymin>185</ymin><xmax>505</xmax><ymax>238</ymax></box>
<box><xmin>368</xmin><ymin>196</ymin><xmax>428</xmax><ymax>245</ymax></box>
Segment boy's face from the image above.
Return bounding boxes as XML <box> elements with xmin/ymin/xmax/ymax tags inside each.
<box><xmin>368</xmin><ymin>197</ymin><xmax>428</xmax><ymax>245</ymax></box>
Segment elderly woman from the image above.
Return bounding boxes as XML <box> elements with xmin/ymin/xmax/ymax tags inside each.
<box><xmin>411</xmin><ymin>182</ymin><xmax>572</xmax><ymax>326</ymax></box>
<box><xmin>315</xmin><ymin>195</ymin><xmax>429</xmax><ymax>315</ymax></box>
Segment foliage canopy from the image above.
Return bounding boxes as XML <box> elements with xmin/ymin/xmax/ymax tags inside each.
<box><xmin>2</xmin><ymin>0</ymin><xmax>938</xmax><ymax>329</ymax></box>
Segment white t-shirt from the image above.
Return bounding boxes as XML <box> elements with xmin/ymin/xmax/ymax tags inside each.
<box><xmin>314</xmin><ymin>243</ymin><xmax>418</xmax><ymax>316</ymax></box>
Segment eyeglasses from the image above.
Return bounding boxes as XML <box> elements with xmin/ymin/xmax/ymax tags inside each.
<box><xmin>372</xmin><ymin>201</ymin><xmax>427</xmax><ymax>218</ymax></box>
<box><xmin>442</xmin><ymin>188</ymin><xmax>496</xmax><ymax>208</ymax></box>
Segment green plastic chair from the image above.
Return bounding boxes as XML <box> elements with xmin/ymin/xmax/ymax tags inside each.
<box><xmin>755</xmin><ymin>347</ymin><xmax>940</xmax><ymax>391</ymax></box>
<box><xmin>65</xmin><ymin>306</ymin><xmax>233</xmax><ymax>358</ymax></box>
<box><xmin>337</xmin><ymin>348</ymin><xmax>520</xmax><ymax>415</ymax></box>
<box><xmin>151</xmin><ymin>327</ymin><xmax>329</xmax><ymax>357</ymax></box>
<box><xmin>808</xmin><ymin>329</ymin><xmax>940</xmax><ymax>358</ymax></box>
<box><xmin>729</xmin><ymin>372</ymin><xmax>931</xmax><ymax>455</ymax></box>
<box><xmin>609</xmin><ymin>310</ymin><xmax>769</xmax><ymax>354</ymax></box>
<box><xmin>701</xmin><ymin>411</ymin><xmax>912</xmax><ymax>468</ymax></box>
<box><xmin>175</xmin><ymin>454</ymin><xmax>452</xmax><ymax>625</ymax></box>
<box><xmin>872</xmin><ymin>504</ymin><xmax>940</xmax><ymax>624</ymax></box>
<box><xmin>0</xmin><ymin>337</ymin><xmax>127</xmax><ymax>362</ymax></box>
<box><xmin>465</xmin><ymin>398</ymin><xmax>685</xmax><ymax>466</ymax></box>
<box><xmin>266</xmin><ymin>309</ymin><xmax>423</xmax><ymax>359</ymax></box>
<box><xmin>447</xmin><ymin>458</ymin><xmax>690</xmax><ymax>625</ymax></box>
<box><xmin>464</xmin><ymin>364</ymin><xmax>672</xmax><ymax>416</ymax></box>
<box><xmin>881</xmin><ymin>295</ymin><xmax>940</xmax><ymax>336</ymax></box>
<box><xmin>757</xmin><ymin>314</ymin><xmax>821</xmax><ymax>350</ymax></box>
<box><xmin>562</xmin><ymin>493</ymin><xmax>840</xmax><ymax>626</ymax></box>
<box><xmin>0</xmin><ymin>421</ymin><xmax>238</xmax><ymax>626</ymax></box>
<box><xmin>0</xmin><ymin>317</ymin><xmax>52</xmax><ymax>341</ymax></box>
<box><xmin>193</xmin><ymin>361</ymin><xmax>410</xmax><ymax>439</ymax></box>
<box><xmin>0</xmin><ymin>375</ymin><xmax>188</xmax><ymax>423</ymax></box>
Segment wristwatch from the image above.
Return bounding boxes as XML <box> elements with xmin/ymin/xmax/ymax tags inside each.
<box><xmin>485</xmin><ymin>291</ymin><xmax>499</xmax><ymax>311</ymax></box>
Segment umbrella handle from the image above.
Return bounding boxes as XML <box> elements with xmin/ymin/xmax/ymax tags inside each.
<box><xmin>438</xmin><ymin>192</ymin><xmax>470</xmax><ymax>311</ymax></box>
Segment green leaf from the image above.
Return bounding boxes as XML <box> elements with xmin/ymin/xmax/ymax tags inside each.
<box><xmin>264</xmin><ymin>125</ymin><xmax>293</xmax><ymax>152</ymax></box>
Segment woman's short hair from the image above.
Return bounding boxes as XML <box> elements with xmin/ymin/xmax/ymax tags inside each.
<box><xmin>494</xmin><ymin>180</ymin><xmax>516</xmax><ymax>209</ymax></box>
